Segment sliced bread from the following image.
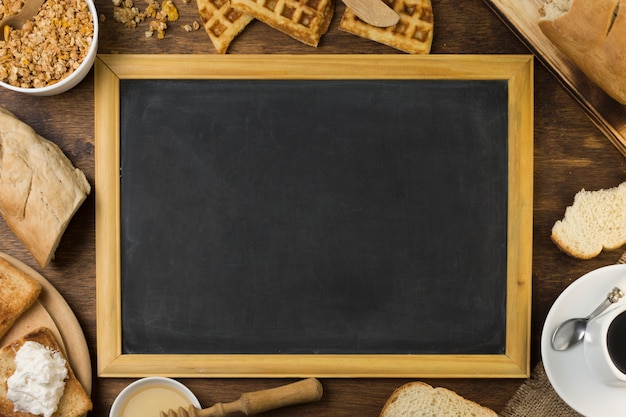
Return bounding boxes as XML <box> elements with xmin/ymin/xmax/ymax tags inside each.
<box><xmin>552</xmin><ymin>182</ymin><xmax>626</xmax><ymax>259</ymax></box>
<box><xmin>0</xmin><ymin>327</ymin><xmax>92</xmax><ymax>417</ymax></box>
<box><xmin>380</xmin><ymin>381</ymin><xmax>497</xmax><ymax>417</ymax></box>
<box><xmin>0</xmin><ymin>256</ymin><xmax>41</xmax><ymax>340</ymax></box>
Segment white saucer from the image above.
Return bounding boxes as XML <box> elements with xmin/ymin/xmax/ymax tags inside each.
<box><xmin>542</xmin><ymin>264</ymin><xmax>626</xmax><ymax>417</ymax></box>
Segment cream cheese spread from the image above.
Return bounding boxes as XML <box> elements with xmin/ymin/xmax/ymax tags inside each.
<box><xmin>6</xmin><ymin>341</ymin><xmax>68</xmax><ymax>417</ymax></box>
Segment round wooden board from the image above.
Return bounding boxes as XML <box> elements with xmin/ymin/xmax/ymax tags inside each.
<box><xmin>0</xmin><ymin>253</ymin><xmax>92</xmax><ymax>394</ymax></box>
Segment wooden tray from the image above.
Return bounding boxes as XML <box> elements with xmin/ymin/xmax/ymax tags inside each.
<box><xmin>0</xmin><ymin>253</ymin><xmax>92</xmax><ymax>394</ymax></box>
<box><xmin>484</xmin><ymin>0</ymin><xmax>626</xmax><ymax>156</ymax></box>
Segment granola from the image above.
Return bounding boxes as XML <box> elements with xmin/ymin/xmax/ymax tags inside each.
<box><xmin>113</xmin><ymin>0</ymin><xmax>182</xmax><ymax>39</ymax></box>
<box><xmin>0</xmin><ymin>0</ymin><xmax>94</xmax><ymax>88</ymax></box>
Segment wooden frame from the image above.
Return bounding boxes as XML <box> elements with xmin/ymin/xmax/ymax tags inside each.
<box><xmin>95</xmin><ymin>54</ymin><xmax>533</xmax><ymax>378</ymax></box>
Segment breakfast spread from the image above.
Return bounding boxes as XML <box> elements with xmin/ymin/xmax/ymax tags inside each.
<box><xmin>0</xmin><ymin>0</ymin><xmax>624</xmax><ymax>414</ymax></box>
<box><xmin>552</xmin><ymin>182</ymin><xmax>626</xmax><ymax>259</ymax></box>
<box><xmin>538</xmin><ymin>0</ymin><xmax>626</xmax><ymax>104</ymax></box>
<box><xmin>0</xmin><ymin>327</ymin><xmax>92</xmax><ymax>417</ymax></box>
<box><xmin>0</xmin><ymin>0</ymin><xmax>94</xmax><ymax>88</ymax></box>
<box><xmin>6</xmin><ymin>340</ymin><xmax>68</xmax><ymax>417</ymax></box>
<box><xmin>112</xmin><ymin>0</ymin><xmax>433</xmax><ymax>52</ymax></box>
<box><xmin>380</xmin><ymin>381</ymin><xmax>497</xmax><ymax>417</ymax></box>
<box><xmin>0</xmin><ymin>107</ymin><xmax>90</xmax><ymax>267</ymax></box>
<box><xmin>0</xmin><ymin>256</ymin><xmax>41</xmax><ymax>340</ymax></box>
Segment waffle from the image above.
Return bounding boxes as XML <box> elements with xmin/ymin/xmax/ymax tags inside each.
<box><xmin>197</xmin><ymin>0</ymin><xmax>254</xmax><ymax>53</ymax></box>
<box><xmin>231</xmin><ymin>0</ymin><xmax>334</xmax><ymax>46</ymax></box>
<box><xmin>339</xmin><ymin>0</ymin><xmax>433</xmax><ymax>54</ymax></box>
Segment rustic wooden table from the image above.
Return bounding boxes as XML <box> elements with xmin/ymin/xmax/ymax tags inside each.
<box><xmin>1</xmin><ymin>0</ymin><xmax>625</xmax><ymax>415</ymax></box>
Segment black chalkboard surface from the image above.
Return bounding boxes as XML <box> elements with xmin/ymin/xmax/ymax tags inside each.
<box><xmin>95</xmin><ymin>54</ymin><xmax>533</xmax><ymax>378</ymax></box>
<box><xmin>119</xmin><ymin>79</ymin><xmax>508</xmax><ymax>355</ymax></box>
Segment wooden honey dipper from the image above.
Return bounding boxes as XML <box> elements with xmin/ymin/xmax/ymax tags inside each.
<box><xmin>159</xmin><ymin>378</ymin><xmax>323</xmax><ymax>417</ymax></box>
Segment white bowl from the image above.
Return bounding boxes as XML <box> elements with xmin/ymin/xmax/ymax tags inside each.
<box><xmin>0</xmin><ymin>0</ymin><xmax>99</xmax><ymax>96</ymax></box>
<box><xmin>109</xmin><ymin>377</ymin><xmax>201</xmax><ymax>417</ymax></box>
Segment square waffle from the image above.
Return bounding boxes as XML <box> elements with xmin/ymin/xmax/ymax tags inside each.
<box><xmin>339</xmin><ymin>0</ymin><xmax>433</xmax><ymax>54</ymax></box>
<box><xmin>197</xmin><ymin>0</ymin><xmax>254</xmax><ymax>53</ymax></box>
<box><xmin>231</xmin><ymin>0</ymin><xmax>334</xmax><ymax>46</ymax></box>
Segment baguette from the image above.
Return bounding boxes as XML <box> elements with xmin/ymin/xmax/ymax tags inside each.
<box><xmin>0</xmin><ymin>256</ymin><xmax>41</xmax><ymax>341</ymax></box>
<box><xmin>551</xmin><ymin>182</ymin><xmax>626</xmax><ymax>259</ymax></box>
<box><xmin>380</xmin><ymin>381</ymin><xmax>497</xmax><ymax>417</ymax></box>
<box><xmin>0</xmin><ymin>327</ymin><xmax>92</xmax><ymax>417</ymax></box>
<box><xmin>538</xmin><ymin>0</ymin><xmax>626</xmax><ymax>104</ymax></box>
<box><xmin>0</xmin><ymin>107</ymin><xmax>91</xmax><ymax>267</ymax></box>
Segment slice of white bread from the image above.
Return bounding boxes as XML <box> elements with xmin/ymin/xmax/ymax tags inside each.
<box><xmin>538</xmin><ymin>0</ymin><xmax>626</xmax><ymax>104</ymax></box>
<box><xmin>0</xmin><ymin>256</ymin><xmax>41</xmax><ymax>340</ymax></box>
<box><xmin>552</xmin><ymin>182</ymin><xmax>626</xmax><ymax>259</ymax></box>
<box><xmin>380</xmin><ymin>381</ymin><xmax>497</xmax><ymax>417</ymax></box>
<box><xmin>0</xmin><ymin>107</ymin><xmax>91</xmax><ymax>267</ymax></box>
<box><xmin>0</xmin><ymin>327</ymin><xmax>92</xmax><ymax>417</ymax></box>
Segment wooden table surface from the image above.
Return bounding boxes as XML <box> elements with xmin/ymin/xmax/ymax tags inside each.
<box><xmin>1</xmin><ymin>0</ymin><xmax>625</xmax><ymax>415</ymax></box>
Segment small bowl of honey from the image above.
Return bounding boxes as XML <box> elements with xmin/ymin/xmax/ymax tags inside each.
<box><xmin>109</xmin><ymin>377</ymin><xmax>200</xmax><ymax>417</ymax></box>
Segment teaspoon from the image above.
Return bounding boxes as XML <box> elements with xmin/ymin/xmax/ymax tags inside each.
<box><xmin>551</xmin><ymin>286</ymin><xmax>624</xmax><ymax>351</ymax></box>
<box><xmin>0</xmin><ymin>0</ymin><xmax>46</xmax><ymax>41</ymax></box>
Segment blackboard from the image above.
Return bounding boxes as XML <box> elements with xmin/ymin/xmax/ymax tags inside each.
<box><xmin>95</xmin><ymin>55</ymin><xmax>533</xmax><ymax>377</ymax></box>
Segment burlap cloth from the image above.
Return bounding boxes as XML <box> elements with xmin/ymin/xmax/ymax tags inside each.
<box><xmin>500</xmin><ymin>361</ymin><xmax>582</xmax><ymax>417</ymax></box>
<box><xmin>500</xmin><ymin>251</ymin><xmax>626</xmax><ymax>417</ymax></box>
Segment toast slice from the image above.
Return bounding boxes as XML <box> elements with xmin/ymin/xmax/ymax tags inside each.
<box><xmin>197</xmin><ymin>0</ymin><xmax>254</xmax><ymax>53</ymax></box>
<box><xmin>0</xmin><ymin>256</ymin><xmax>41</xmax><ymax>341</ymax></box>
<box><xmin>552</xmin><ymin>182</ymin><xmax>626</xmax><ymax>259</ymax></box>
<box><xmin>231</xmin><ymin>0</ymin><xmax>333</xmax><ymax>46</ymax></box>
<box><xmin>339</xmin><ymin>0</ymin><xmax>433</xmax><ymax>54</ymax></box>
<box><xmin>0</xmin><ymin>327</ymin><xmax>92</xmax><ymax>417</ymax></box>
<box><xmin>380</xmin><ymin>381</ymin><xmax>497</xmax><ymax>417</ymax></box>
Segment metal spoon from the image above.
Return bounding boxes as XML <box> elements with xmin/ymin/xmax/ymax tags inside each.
<box><xmin>551</xmin><ymin>286</ymin><xmax>624</xmax><ymax>351</ymax></box>
<box><xmin>0</xmin><ymin>0</ymin><xmax>46</xmax><ymax>41</ymax></box>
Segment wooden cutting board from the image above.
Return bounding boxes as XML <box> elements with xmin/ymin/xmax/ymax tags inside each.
<box><xmin>484</xmin><ymin>0</ymin><xmax>626</xmax><ymax>157</ymax></box>
<box><xmin>0</xmin><ymin>253</ymin><xmax>92</xmax><ymax>395</ymax></box>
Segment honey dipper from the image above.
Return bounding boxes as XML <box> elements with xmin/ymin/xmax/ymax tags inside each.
<box><xmin>160</xmin><ymin>378</ymin><xmax>323</xmax><ymax>417</ymax></box>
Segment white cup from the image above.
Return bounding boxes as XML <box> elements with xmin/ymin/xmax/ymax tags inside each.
<box><xmin>584</xmin><ymin>303</ymin><xmax>626</xmax><ymax>386</ymax></box>
<box><xmin>109</xmin><ymin>377</ymin><xmax>201</xmax><ymax>417</ymax></box>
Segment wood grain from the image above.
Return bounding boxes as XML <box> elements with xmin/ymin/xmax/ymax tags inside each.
<box><xmin>0</xmin><ymin>0</ymin><xmax>624</xmax><ymax>415</ymax></box>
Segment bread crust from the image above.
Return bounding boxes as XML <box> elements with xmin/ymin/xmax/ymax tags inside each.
<box><xmin>551</xmin><ymin>182</ymin><xmax>626</xmax><ymax>259</ymax></box>
<box><xmin>539</xmin><ymin>0</ymin><xmax>626</xmax><ymax>104</ymax></box>
<box><xmin>0</xmin><ymin>327</ymin><xmax>92</xmax><ymax>417</ymax></box>
<box><xmin>0</xmin><ymin>256</ymin><xmax>41</xmax><ymax>341</ymax></box>
<box><xmin>380</xmin><ymin>381</ymin><xmax>497</xmax><ymax>417</ymax></box>
<box><xmin>0</xmin><ymin>107</ymin><xmax>91</xmax><ymax>267</ymax></box>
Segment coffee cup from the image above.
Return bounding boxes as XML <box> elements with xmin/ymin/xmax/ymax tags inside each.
<box><xmin>584</xmin><ymin>303</ymin><xmax>626</xmax><ymax>386</ymax></box>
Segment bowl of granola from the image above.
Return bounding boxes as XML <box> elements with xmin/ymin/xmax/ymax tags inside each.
<box><xmin>0</xmin><ymin>0</ymin><xmax>98</xmax><ymax>95</ymax></box>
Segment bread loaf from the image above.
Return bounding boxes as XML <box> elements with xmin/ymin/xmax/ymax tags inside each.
<box><xmin>0</xmin><ymin>327</ymin><xmax>92</xmax><ymax>417</ymax></box>
<box><xmin>0</xmin><ymin>107</ymin><xmax>91</xmax><ymax>267</ymax></box>
<box><xmin>551</xmin><ymin>182</ymin><xmax>626</xmax><ymax>259</ymax></box>
<box><xmin>380</xmin><ymin>381</ymin><xmax>497</xmax><ymax>417</ymax></box>
<box><xmin>538</xmin><ymin>0</ymin><xmax>626</xmax><ymax>104</ymax></box>
<box><xmin>0</xmin><ymin>256</ymin><xmax>41</xmax><ymax>340</ymax></box>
